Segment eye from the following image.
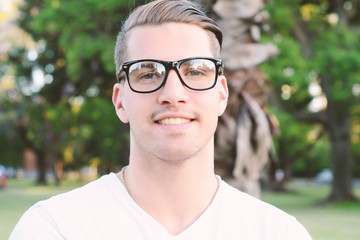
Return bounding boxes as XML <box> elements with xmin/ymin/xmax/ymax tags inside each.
<box><xmin>183</xmin><ymin>68</ymin><xmax>207</xmax><ymax>78</ymax></box>
<box><xmin>129</xmin><ymin>62</ymin><xmax>165</xmax><ymax>84</ymax></box>
<box><xmin>190</xmin><ymin>69</ymin><xmax>206</xmax><ymax>75</ymax></box>
<box><xmin>180</xmin><ymin>59</ymin><xmax>215</xmax><ymax>78</ymax></box>
<box><xmin>138</xmin><ymin>72</ymin><xmax>162</xmax><ymax>80</ymax></box>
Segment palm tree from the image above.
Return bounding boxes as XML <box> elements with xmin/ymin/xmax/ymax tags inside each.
<box><xmin>207</xmin><ymin>0</ymin><xmax>279</xmax><ymax>198</ymax></box>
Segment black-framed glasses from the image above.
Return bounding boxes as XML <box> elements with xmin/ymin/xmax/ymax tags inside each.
<box><xmin>116</xmin><ymin>57</ymin><xmax>223</xmax><ymax>93</ymax></box>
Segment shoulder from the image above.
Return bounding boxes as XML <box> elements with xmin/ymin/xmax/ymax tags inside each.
<box><xmin>10</xmin><ymin>173</ymin><xmax>125</xmax><ymax>239</ymax></box>
<box><xmin>34</xmin><ymin>173</ymin><xmax>116</xmax><ymax>209</ymax></box>
<box><xmin>218</xmin><ymin>181</ymin><xmax>288</xmax><ymax>220</ymax></box>
<box><xmin>216</xmin><ymin>181</ymin><xmax>312</xmax><ymax>239</ymax></box>
<box><xmin>219</xmin><ymin>181</ymin><xmax>279</xmax><ymax>209</ymax></box>
<box><xmin>37</xmin><ymin>173</ymin><xmax>124</xmax><ymax>216</ymax></box>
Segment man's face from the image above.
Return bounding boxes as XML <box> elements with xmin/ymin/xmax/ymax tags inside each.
<box><xmin>113</xmin><ymin>23</ymin><xmax>228</xmax><ymax>163</ymax></box>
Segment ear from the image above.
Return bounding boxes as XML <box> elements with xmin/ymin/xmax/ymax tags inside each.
<box><xmin>217</xmin><ymin>75</ymin><xmax>228</xmax><ymax>116</ymax></box>
<box><xmin>112</xmin><ymin>83</ymin><xmax>129</xmax><ymax>123</ymax></box>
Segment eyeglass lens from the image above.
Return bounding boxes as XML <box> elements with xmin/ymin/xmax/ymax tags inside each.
<box><xmin>128</xmin><ymin>59</ymin><xmax>216</xmax><ymax>92</ymax></box>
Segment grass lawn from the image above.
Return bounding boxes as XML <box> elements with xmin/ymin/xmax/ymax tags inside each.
<box><xmin>1</xmin><ymin>178</ymin><xmax>359</xmax><ymax>239</ymax></box>
<box><xmin>262</xmin><ymin>182</ymin><xmax>360</xmax><ymax>240</ymax></box>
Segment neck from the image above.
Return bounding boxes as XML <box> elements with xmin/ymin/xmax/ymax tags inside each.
<box><xmin>117</xmin><ymin>141</ymin><xmax>219</xmax><ymax>235</ymax></box>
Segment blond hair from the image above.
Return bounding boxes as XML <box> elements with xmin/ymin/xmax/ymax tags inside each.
<box><xmin>114</xmin><ymin>0</ymin><xmax>223</xmax><ymax>77</ymax></box>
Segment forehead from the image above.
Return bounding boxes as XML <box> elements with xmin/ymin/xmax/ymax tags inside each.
<box><xmin>126</xmin><ymin>23</ymin><xmax>214</xmax><ymax>61</ymax></box>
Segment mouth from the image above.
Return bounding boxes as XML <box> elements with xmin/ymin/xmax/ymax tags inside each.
<box><xmin>155</xmin><ymin>117</ymin><xmax>193</xmax><ymax>125</ymax></box>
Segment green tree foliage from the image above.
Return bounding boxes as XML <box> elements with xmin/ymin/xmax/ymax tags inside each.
<box><xmin>353</xmin><ymin>105</ymin><xmax>360</xmax><ymax>176</ymax></box>
<box><xmin>263</xmin><ymin>0</ymin><xmax>360</xmax><ymax>201</ymax></box>
<box><xmin>269</xmin><ymin>108</ymin><xmax>329</xmax><ymax>178</ymax></box>
<box><xmin>1</xmin><ymin>0</ymin><xmax>137</xmax><ymax>184</ymax></box>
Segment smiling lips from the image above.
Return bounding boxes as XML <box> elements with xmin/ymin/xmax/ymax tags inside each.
<box><xmin>157</xmin><ymin>117</ymin><xmax>191</xmax><ymax>125</ymax></box>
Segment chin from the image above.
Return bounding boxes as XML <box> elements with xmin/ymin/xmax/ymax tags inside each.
<box><xmin>156</xmin><ymin>150</ymin><xmax>197</xmax><ymax>164</ymax></box>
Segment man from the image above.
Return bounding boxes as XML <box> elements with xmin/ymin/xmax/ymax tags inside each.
<box><xmin>11</xmin><ymin>0</ymin><xmax>312</xmax><ymax>239</ymax></box>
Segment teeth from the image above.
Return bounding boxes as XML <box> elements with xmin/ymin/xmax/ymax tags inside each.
<box><xmin>159</xmin><ymin>118</ymin><xmax>190</xmax><ymax>125</ymax></box>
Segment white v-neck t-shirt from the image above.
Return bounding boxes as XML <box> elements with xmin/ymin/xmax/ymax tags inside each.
<box><xmin>10</xmin><ymin>173</ymin><xmax>312</xmax><ymax>239</ymax></box>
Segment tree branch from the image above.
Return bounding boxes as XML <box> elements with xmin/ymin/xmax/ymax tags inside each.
<box><xmin>294</xmin><ymin>111</ymin><xmax>329</xmax><ymax>128</ymax></box>
<box><xmin>291</xmin><ymin>17</ymin><xmax>313</xmax><ymax>58</ymax></box>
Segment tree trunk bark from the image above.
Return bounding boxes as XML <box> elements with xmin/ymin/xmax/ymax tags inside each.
<box><xmin>36</xmin><ymin>148</ymin><xmax>47</xmax><ymax>185</ymax></box>
<box><xmin>320</xmin><ymin>72</ymin><xmax>357</xmax><ymax>202</ymax></box>
<box><xmin>327</xmin><ymin>108</ymin><xmax>356</xmax><ymax>201</ymax></box>
<box><xmin>277</xmin><ymin>138</ymin><xmax>293</xmax><ymax>181</ymax></box>
<box><xmin>212</xmin><ymin>0</ymin><xmax>277</xmax><ymax>197</ymax></box>
<box><xmin>16</xmin><ymin>122</ymin><xmax>48</xmax><ymax>184</ymax></box>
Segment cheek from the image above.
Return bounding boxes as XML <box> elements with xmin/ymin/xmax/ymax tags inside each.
<box><xmin>199</xmin><ymin>94</ymin><xmax>221</xmax><ymax>121</ymax></box>
<box><xmin>123</xmin><ymin>94</ymin><xmax>152</xmax><ymax>124</ymax></box>
<box><xmin>121</xmin><ymin>97</ymin><xmax>134</xmax><ymax>123</ymax></box>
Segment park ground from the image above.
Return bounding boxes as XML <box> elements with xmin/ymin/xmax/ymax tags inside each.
<box><xmin>1</xmin><ymin>178</ymin><xmax>359</xmax><ymax>239</ymax></box>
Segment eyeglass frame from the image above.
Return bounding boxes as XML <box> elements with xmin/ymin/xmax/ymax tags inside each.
<box><xmin>116</xmin><ymin>57</ymin><xmax>224</xmax><ymax>94</ymax></box>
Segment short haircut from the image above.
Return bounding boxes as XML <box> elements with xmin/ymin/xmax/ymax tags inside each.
<box><xmin>114</xmin><ymin>0</ymin><xmax>223</xmax><ymax>78</ymax></box>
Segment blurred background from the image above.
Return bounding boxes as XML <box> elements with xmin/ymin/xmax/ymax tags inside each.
<box><xmin>0</xmin><ymin>0</ymin><xmax>360</xmax><ymax>239</ymax></box>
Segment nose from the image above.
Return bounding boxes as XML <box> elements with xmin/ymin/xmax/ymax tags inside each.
<box><xmin>157</xmin><ymin>69</ymin><xmax>189</xmax><ymax>106</ymax></box>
